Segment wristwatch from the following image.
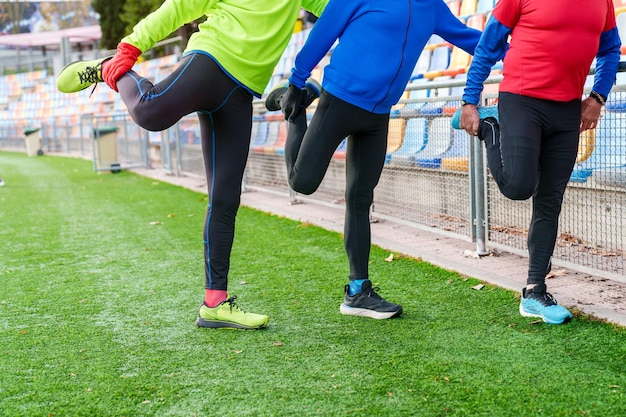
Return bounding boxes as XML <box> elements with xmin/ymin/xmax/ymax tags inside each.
<box><xmin>589</xmin><ymin>91</ymin><xmax>606</xmax><ymax>106</ymax></box>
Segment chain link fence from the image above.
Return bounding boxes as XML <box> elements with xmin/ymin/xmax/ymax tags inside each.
<box><xmin>1</xmin><ymin>75</ymin><xmax>624</xmax><ymax>282</ymax></box>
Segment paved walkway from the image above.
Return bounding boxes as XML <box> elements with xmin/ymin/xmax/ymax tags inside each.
<box><xmin>132</xmin><ymin>167</ymin><xmax>626</xmax><ymax>327</ymax></box>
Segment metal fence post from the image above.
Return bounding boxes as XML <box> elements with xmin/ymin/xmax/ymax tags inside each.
<box><xmin>471</xmin><ymin>135</ymin><xmax>490</xmax><ymax>256</ymax></box>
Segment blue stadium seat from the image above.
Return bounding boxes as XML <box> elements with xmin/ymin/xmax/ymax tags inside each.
<box><xmin>576</xmin><ymin>112</ymin><xmax>626</xmax><ymax>173</ymax></box>
<box><xmin>386</xmin><ymin>117</ymin><xmax>428</xmax><ymax>166</ymax></box>
<box><xmin>414</xmin><ymin>116</ymin><xmax>454</xmax><ymax>168</ymax></box>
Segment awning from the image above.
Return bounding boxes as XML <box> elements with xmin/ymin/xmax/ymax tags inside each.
<box><xmin>0</xmin><ymin>25</ymin><xmax>101</xmax><ymax>48</ymax></box>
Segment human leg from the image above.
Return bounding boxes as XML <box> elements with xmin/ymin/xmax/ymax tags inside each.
<box><xmin>479</xmin><ymin>92</ymin><xmax>543</xmax><ymax>201</ymax></box>
<box><xmin>116</xmin><ymin>54</ymin><xmax>240</xmax><ymax>131</ymax></box>
<box><xmin>527</xmin><ymin>134</ymin><xmax>579</xmax><ymax>286</ymax></box>
<box><xmin>283</xmin><ymin>92</ymin><xmax>402</xmax><ymax>318</ymax></box>
<box><xmin>337</xmin><ymin>110</ymin><xmax>402</xmax><ymax>319</ymax></box>
<box><xmin>285</xmin><ymin>91</ymin><xmax>353</xmax><ymax>195</ymax></box>
<box><xmin>519</xmin><ymin>99</ymin><xmax>580</xmax><ymax>324</ymax></box>
<box><xmin>113</xmin><ymin>54</ymin><xmax>249</xmax><ymax>291</ymax></box>
<box><xmin>196</xmin><ymin>89</ymin><xmax>269</xmax><ymax>329</ymax></box>
<box><xmin>342</xmin><ymin>113</ymin><xmax>389</xmax><ymax>280</ymax></box>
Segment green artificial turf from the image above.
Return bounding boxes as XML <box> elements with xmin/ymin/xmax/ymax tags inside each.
<box><xmin>1</xmin><ymin>151</ymin><xmax>625</xmax><ymax>417</ymax></box>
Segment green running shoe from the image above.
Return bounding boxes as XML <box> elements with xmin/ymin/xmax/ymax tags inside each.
<box><xmin>195</xmin><ymin>296</ymin><xmax>269</xmax><ymax>330</ymax></box>
<box><xmin>56</xmin><ymin>56</ymin><xmax>112</xmax><ymax>93</ymax></box>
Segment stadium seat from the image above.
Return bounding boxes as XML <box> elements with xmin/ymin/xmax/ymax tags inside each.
<box><xmin>459</xmin><ymin>0</ymin><xmax>478</xmax><ymax>18</ymax></box>
<box><xmin>441</xmin><ymin>74</ymin><xmax>466</xmax><ymax>116</ymax></box>
<box><xmin>264</xmin><ymin>115</ymin><xmax>288</xmax><ymax>155</ymax></box>
<box><xmin>386</xmin><ymin>117</ymin><xmax>428</xmax><ymax>166</ymax></box>
<box><xmin>441</xmin><ymin>156</ymin><xmax>469</xmax><ymax>171</ymax></box>
<box><xmin>411</xmin><ymin>49</ymin><xmax>432</xmax><ymax>80</ymax></box>
<box><xmin>387</xmin><ymin>117</ymin><xmax>407</xmax><ymax>154</ymax></box>
<box><xmin>576</xmin><ymin>112</ymin><xmax>626</xmax><ymax>174</ymax></box>
<box><xmin>251</xmin><ymin>117</ymin><xmax>271</xmax><ymax>154</ymax></box>
<box><xmin>446</xmin><ymin>0</ymin><xmax>462</xmax><ymax>16</ymax></box>
<box><xmin>476</xmin><ymin>0</ymin><xmax>495</xmax><ymax>14</ymax></box>
<box><xmin>615</xmin><ymin>8</ymin><xmax>626</xmax><ymax>54</ymax></box>
<box><xmin>420</xmin><ymin>75</ymin><xmax>452</xmax><ymax>116</ymax></box>
<box><xmin>398</xmin><ymin>79</ymin><xmax>432</xmax><ymax>117</ymax></box>
<box><xmin>442</xmin><ymin>46</ymin><xmax>472</xmax><ymax>78</ymax></box>
<box><xmin>467</xmin><ymin>12</ymin><xmax>487</xmax><ymax>31</ymax></box>
<box><xmin>423</xmin><ymin>43</ymin><xmax>451</xmax><ymax>80</ymax></box>
<box><xmin>442</xmin><ymin>125</ymin><xmax>470</xmax><ymax>159</ymax></box>
<box><xmin>414</xmin><ymin>116</ymin><xmax>454</xmax><ymax>168</ymax></box>
<box><xmin>332</xmin><ymin>138</ymin><xmax>348</xmax><ymax>160</ymax></box>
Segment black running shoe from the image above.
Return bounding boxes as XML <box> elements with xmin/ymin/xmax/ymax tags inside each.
<box><xmin>264</xmin><ymin>79</ymin><xmax>322</xmax><ymax>112</ymax></box>
<box><xmin>340</xmin><ymin>279</ymin><xmax>402</xmax><ymax>319</ymax></box>
<box><xmin>477</xmin><ymin>116</ymin><xmax>499</xmax><ymax>142</ymax></box>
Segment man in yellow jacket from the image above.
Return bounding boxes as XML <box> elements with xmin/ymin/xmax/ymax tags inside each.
<box><xmin>57</xmin><ymin>0</ymin><xmax>328</xmax><ymax>330</ymax></box>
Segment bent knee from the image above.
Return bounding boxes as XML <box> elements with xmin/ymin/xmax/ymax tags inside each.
<box><xmin>130</xmin><ymin>106</ymin><xmax>174</xmax><ymax>132</ymax></box>
<box><xmin>289</xmin><ymin>178</ymin><xmax>319</xmax><ymax>195</ymax></box>
<box><xmin>500</xmin><ymin>184</ymin><xmax>535</xmax><ymax>201</ymax></box>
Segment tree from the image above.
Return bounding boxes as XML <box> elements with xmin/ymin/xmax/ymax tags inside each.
<box><xmin>0</xmin><ymin>2</ymin><xmax>37</xmax><ymax>34</ymax></box>
<box><xmin>121</xmin><ymin>0</ymin><xmax>161</xmax><ymax>35</ymax></box>
<box><xmin>94</xmin><ymin>0</ymin><xmax>204</xmax><ymax>53</ymax></box>
<box><xmin>92</xmin><ymin>0</ymin><xmax>125</xmax><ymax>50</ymax></box>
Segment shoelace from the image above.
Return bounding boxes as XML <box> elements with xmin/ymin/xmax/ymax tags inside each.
<box><xmin>367</xmin><ymin>286</ymin><xmax>384</xmax><ymax>300</ymax></box>
<box><xmin>223</xmin><ymin>296</ymin><xmax>246</xmax><ymax>313</ymax></box>
<box><xmin>533</xmin><ymin>292</ymin><xmax>558</xmax><ymax>307</ymax></box>
<box><xmin>78</xmin><ymin>64</ymin><xmax>101</xmax><ymax>85</ymax></box>
<box><xmin>77</xmin><ymin>64</ymin><xmax>102</xmax><ymax>97</ymax></box>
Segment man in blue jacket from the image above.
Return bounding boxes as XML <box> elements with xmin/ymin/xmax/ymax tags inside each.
<box><xmin>267</xmin><ymin>0</ymin><xmax>483</xmax><ymax>319</ymax></box>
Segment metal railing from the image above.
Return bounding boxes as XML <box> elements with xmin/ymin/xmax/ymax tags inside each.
<box><xmin>0</xmin><ymin>75</ymin><xmax>624</xmax><ymax>283</ymax></box>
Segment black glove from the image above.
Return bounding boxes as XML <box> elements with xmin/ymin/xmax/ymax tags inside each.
<box><xmin>281</xmin><ymin>84</ymin><xmax>307</xmax><ymax>122</ymax></box>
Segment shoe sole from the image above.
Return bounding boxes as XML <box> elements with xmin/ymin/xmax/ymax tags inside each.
<box><xmin>264</xmin><ymin>79</ymin><xmax>322</xmax><ymax>112</ymax></box>
<box><xmin>339</xmin><ymin>303</ymin><xmax>402</xmax><ymax>319</ymax></box>
<box><xmin>195</xmin><ymin>316</ymin><xmax>268</xmax><ymax>330</ymax></box>
<box><xmin>519</xmin><ymin>303</ymin><xmax>572</xmax><ymax>324</ymax></box>
<box><xmin>265</xmin><ymin>82</ymin><xmax>289</xmax><ymax>112</ymax></box>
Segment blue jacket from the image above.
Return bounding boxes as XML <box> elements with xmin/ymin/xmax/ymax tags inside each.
<box><xmin>289</xmin><ymin>0</ymin><xmax>482</xmax><ymax>114</ymax></box>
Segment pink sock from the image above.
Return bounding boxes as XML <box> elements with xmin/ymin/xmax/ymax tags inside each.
<box><xmin>205</xmin><ymin>289</ymin><xmax>228</xmax><ymax>307</ymax></box>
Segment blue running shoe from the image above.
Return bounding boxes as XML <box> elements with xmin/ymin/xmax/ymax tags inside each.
<box><xmin>451</xmin><ymin>105</ymin><xmax>499</xmax><ymax>130</ymax></box>
<box><xmin>519</xmin><ymin>286</ymin><xmax>572</xmax><ymax>324</ymax></box>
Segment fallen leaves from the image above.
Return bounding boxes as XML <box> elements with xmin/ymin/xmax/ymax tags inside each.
<box><xmin>546</xmin><ymin>269</ymin><xmax>567</xmax><ymax>279</ymax></box>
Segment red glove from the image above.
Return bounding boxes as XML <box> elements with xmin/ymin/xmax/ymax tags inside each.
<box><xmin>102</xmin><ymin>42</ymin><xmax>142</xmax><ymax>92</ymax></box>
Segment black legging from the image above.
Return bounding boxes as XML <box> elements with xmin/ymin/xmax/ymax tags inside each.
<box><xmin>480</xmin><ymin>92</ymin><xmax>580</xmax><ymax>286</ymax></box>
<box><xmin>116</xmin><ymin>53</ymin><xmax>254</xmax><ymax>291</ymax></box>
<box><xmin>286</xmin><ymin>91</ymin><xmax>390</xmax><ymax>280</ymax></box>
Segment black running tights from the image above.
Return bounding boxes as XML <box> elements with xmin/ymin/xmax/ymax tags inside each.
<box><xmin>481</xmin><ymin>92</ymin><xmax>581</xmax><ymax>286</ymax></box>
<box><xmin>286</xmin><ymin>91</ymin><xmax>390</xmax><ymax>280</ymax></box>
<box><xmin>116</xmin><ymin>53</ymin><xmax>253</xmax><ymax>291</ymax></box>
